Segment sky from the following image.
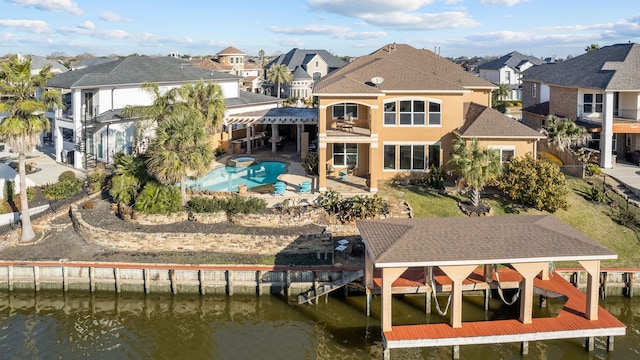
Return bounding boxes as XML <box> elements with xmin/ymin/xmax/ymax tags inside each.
<box><xmin>1</xmin><ymin>0</ymin><xmax>640</xmax><ymax>60</ymax></box>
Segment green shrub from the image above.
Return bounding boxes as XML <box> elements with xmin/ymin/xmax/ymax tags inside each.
<box><xmin>317</xmin><ymin>190</ymin><xmax>388</xmax><ymax>223</ymax></box>
<box><xmin>26</xmin><ymin>187</ymin><xmax>35</xmax><ymax>201</ymax></box>
<box><xmin>586</xmin><ymin>164</ymin><xmax>602</xmax><ymax>176</ymax></box>
<box><xmin>301</xmin><ymin>152</ymin><xmax>318</xmax><ymax>176</ymax></box>
<box><xmin>588</xmin><ymin>184</ymin><xmax>607</xmax><ymax>202</ymax></box>
<box><xmin>58</xmin><ymin>170</ymin><xmax>77</xmax><ymax>182</ymax></box>
<box><xmin>225</xmin><ymin>195</ymin><xmax>266</xmax><ymax>215</ymax></box>
<box><xmin>134</xmin><ymin>181</ymin><xmax>182</xmax><ymax>215</ymax></box>
<box><xmin>109</xmin><ymin>154</ymin><xmax>149</xmax><ymax>205</ymax></box>
<box><xmin>42</xmin><ymin>178</ymin><xmax>83</xmax><ymax>200</ymax></box>
<box><xmin>499</xmin><ymin>155</ymin><xmax>569</xmax><ymax>212</ymax></box>
<box><xmin>186</xmin><ymin>196</ymin><xmax>226</xmax><ymax>213</ymax></box>
<box><xmin>316</xmin><ymin>189</ymin><xmax>343</xmax><ymax>214</ymax></box>
<box><xmin>110</xmin><ymin>174</ymin><xmax>140</xmax><ymax>205</ymax></box>
<box><xmin>4</xmin><ymin>181</ymin><xmax>35</xmax><ymax>202</ymax></box>
<box><xmin>86</xmin><ymin>169</ymin><xmax>107</xmax><ymax>194</ymax></box>
<box><xmin>423</xmin><ymin>165</ymin><xmax>445</xmax><ymax>190</ymax></box>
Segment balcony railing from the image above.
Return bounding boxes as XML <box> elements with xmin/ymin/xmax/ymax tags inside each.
<box><xmin>578</xmin><ymin>106</ymin><xmax>640</xmax><ymax>121</ymax></box>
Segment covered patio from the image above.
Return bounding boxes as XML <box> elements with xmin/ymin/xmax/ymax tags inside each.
<box><xmin>357</xmin><ymin>216</ymin><xmax>625</xmax><ymax>359</ymax></box>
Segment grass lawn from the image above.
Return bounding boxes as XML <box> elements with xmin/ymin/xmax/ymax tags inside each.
<box><xmin>378</xmin><ymin>177</ymin><xmax>640</xmax><ymax>269</ymax></box>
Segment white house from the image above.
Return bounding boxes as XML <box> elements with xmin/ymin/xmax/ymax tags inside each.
<box><xmin>478</xmin><ymin>51</ymin><xmax>544</xmax><ymax>101</ymax></box>
<box><xmin>46</xmin><ymin>56</ymin><xmax>280</xmax><ymax>169</ymax></box>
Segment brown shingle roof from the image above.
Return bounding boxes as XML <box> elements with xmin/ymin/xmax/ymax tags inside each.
<box><xmin>456</xmin><ymin>102</ymin><xmax>544</xmax><ymax>139</ymax></box>
<box><xmin>217</xmin><ymin>46</ymin><xmax>246</xmax><ymax>56</ymax></box>
<box><xmin>356</xmin><ymin>216</ymin><xmax>616</xmax><ymax>267</ymax></box>
<box><xmin>314</xmin><ymin>44</ymin><xmax>493</xmax><ymax>95</ymax></box>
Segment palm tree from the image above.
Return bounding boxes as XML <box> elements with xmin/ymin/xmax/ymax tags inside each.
<box><xmin>266</xmin><ymin>64</ymin><xmax>292</xmax><ymax>99</ymax></box>
<box><xmin>449</xmin><ymin>137</ymin><xmax>503</xmax><ymax>208</ymax></box>
<box><xmin>585</xmin><ymin>43</ymin><xmax>600</xmax><ymax>52</ymax></box>
<box><xmin>491</xmin><ymin>83</ymin><xmax>511</xmax><ymax>113</ymax></box>
<box><xmin>0</xmin><ymin>55</ymin><xmax>62</xmax><ymax>242</ymax></box>
<box><xmin>175</xmin><ymin>80</ymin><xmax>226</xmax><ymax>134</ymax></box>
<box><xmin>121</xmin><ymin>82</ymin><xmax>179</xmax><ymax>153</ymax></box>
<box><xmin>145</xmin><ymin>106</ymin><xmax>214</xmax><ymax>206</ymax></box>
<box><xmin>543</xmin><ymin>115</ymin><xmax>590</xmax><ymax>151</ymax></box>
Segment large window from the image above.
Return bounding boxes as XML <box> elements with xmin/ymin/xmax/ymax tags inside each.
<box><xmin>384</xmin><ymin>144</ymin><xmax>440</xmax><ymax>171</ymax></box>
<box><xmin>313</xmin><ymin>72</ymin><xmax>321</xmax><ymax>81</ymax></box>
<box><xmin>428</xmin><ymin>102</ymin><xmax>441</xmax><ymax>126</ymax></box>
<box><xmin>384</xmin><ymin>102</ymin><xmax>396</xmax><ymax>125</ymax></box>
<box><xmin>583</xmin><ymin>93</ymin><xmax>603</xmax><ymax>114</ymax></box>
<box><xmin>61</xmin><ymin>128</ymin><xmax>74</xmax><ymax>142</ymax></box>
<box><xmin>490</xmin><ymin>146</ymin><xmax>515</xmax><ymax>164</ymax></box>
<box><xmin>333</xmin><ymin>143</ymin><xmax>357</xmax><ymax>167</ymax></box>
<box><xmin>399</xmin><ymin>100</ymin><xmax>425</xmax><ymax>125</ymax></box>
<box><xmin>332</xmin><ymin>103</ymin><xmax>358</xmax><ymax>119</ymax></box>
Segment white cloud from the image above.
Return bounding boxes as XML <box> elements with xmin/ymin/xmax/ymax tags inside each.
<box><xmin>269</xmin><ymin>24</ymin><xmax>386</xmax><ymax>40</ymax></box>
<box><xmin>309</xmin><ymin>0</ymin><xmax>435</xmax><ymax>16</ymax></box>
<box><xmin>100</xmin><ymin>11</ymin><xmax>129</xmax><ymax>22</ymax></box>
<box><xmin>480</xmin><ymin>0</ymin><xmax>528</xmax><ymax>5</ymax></box>
<box><xmin>77</xmin><ymin>20</ymin><xmax>94</xmax><ymax>30</ymax></box>
<box><xmin>274</xmin><ymin>37</ymin><xmax>305</xmax><ymax>48</ymax></box>
<box><xmin>364</xmin><ymin>11</ymin><xmax>479</xmax><ymax>30</ymax></box>
<box><xmin>0</xmin><ymin>19</ymin><xmax>49</xmax><ymax>33</ymax></box>
<box><xmin>9</xmin><ymin>0</ymin><xmax>83</xmax><ymax>15</ymax></box>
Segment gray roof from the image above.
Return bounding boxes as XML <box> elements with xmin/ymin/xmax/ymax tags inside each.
<box><xmin>479</xmin><ymin>51</ymin><xmax>544</xmax><ymax>71</ymax></box>
<box><xmin>225</xmin><ymin>90</ymin><xmax>281</xmax><ymax>109</ymax></box>
<box><xmin>457</xmin><ymin>102</ymin><xmax>544</xmax><ymax>139</ymax></box>
<box><xmin>30</xmin><ymin>55</ymin><xmax>68</xmax><ymax>73</ymax></box>
<box><xmin>357</xmin><ymin>216</ymin><xmax>617</xmax><ymax>267</ymax></box>
<box><xmin>522</xmin><ymin>43</ymin><xmax>640</xmax><ymax>90</ymax></box>
<box><xmin>71</xmin><ymin>57</ymin><xmax>118</xmax><ymax>69</ymax></box>
<box><xmin>292</xmin><ymin>66</ymin><xmax>311</xmax><ymax>80</ymax></box>
<box><xmin>266</xmin><ymin>48</ymin><xmax>346</xmax><ymax>73</ymax></box>
<box><xmin>47</xmin><ymin>56</ymin><xmax>240</xmax><ymax>89</ymax></box>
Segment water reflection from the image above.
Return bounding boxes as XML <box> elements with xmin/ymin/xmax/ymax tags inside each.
<box><xmin>0</xmin><ymin>291</ymin><xmax>637</xmax><ymax>359</ymax></box>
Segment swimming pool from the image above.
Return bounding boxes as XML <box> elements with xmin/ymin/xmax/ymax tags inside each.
<box><xmin>186</xmin><ymin>161</ymin><xmax>287</xmax><ymax>192</ymax></box>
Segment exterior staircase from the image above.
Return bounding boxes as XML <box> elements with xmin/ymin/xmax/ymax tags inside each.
<box><xmin>298</xmin><ymin>269</ymin><xmax>364</xmax><ymax>304</ymax></box>
<box><xmin>76</xmin><ymin>120</ymin><xmax>97</xmax><ymax>170</ymax></box>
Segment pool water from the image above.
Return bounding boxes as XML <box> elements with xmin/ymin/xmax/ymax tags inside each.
<box><xmin>187</xmin><ymin>161</ymin><xmax>287</xmax><ymax>192</ymax></box>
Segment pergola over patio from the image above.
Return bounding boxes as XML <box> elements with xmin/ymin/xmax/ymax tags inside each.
<box><xmin>356</xmin><ymin>215</ymin><xmax>625</xmax><ymax>359</ymax></box>
<box><xmin>224</xmin><ymin>107</ymin><xmax>317</xmax><ymax>155</ymax></box>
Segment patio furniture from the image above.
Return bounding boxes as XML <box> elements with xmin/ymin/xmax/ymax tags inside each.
<box><xmin>326</xmin><ymin>164</ymin><xmax>336</xmax><ymax>177</ymax></box>
<box><xmin>298</xmin><ymin>180</ymin><xmax>312</xmax><ymax>194</ymax></box>
<box><xmin>340</xmin><ymin>164</ymin><xmax>356</xmax><ymax>180</ymax></box>
<box><xmin>274</xmin><ymin>181</ymin><xmax>286</xmax><ymax>196</ymax></box>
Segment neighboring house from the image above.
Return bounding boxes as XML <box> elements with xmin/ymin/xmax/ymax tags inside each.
<box><xmin>192</xmin><ymin>46</ymin><xmax>264</xmax><ymax>93</ymax></box>
<box><xmin>521</xmin><ymin>43</ymin><xmax>640</xmax><ymax>168</ymax></box>
<box><xmin>20</xmin><ymin>54</ymin><xmax>69</xmax><ymax>75</ymax></box>
<box><xmin>313</xmin><ymin>43</ymin><xmax>544</xmax><ymax>192</ymax></box>
<box><xmin>478</xmin><ymin>51</ymin><xmax>544</xmax><ymax>101</ymax></box>
<box><xmin>264</xmin><ymin>48</ymin><xmax>346</xmax><ymax>99</ymax></box>
<box><xmin>46</xmin><ymin>56</ymin><xmax>279</xmax><ymax>169</ymax></box>
<box><xmin>70</xmin><ymin>57</ymin><xmax>118</xmax><ymax>71</ymax></box>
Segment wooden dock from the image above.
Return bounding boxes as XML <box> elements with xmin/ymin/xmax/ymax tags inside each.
<box><xmin>381</xmin><ymin>270</ymin><xmax>625</xmax><ymax>356</ymax></box>
<box><xmin>298</xmin><ymin>269</ymin><xmax>364</xmax><ymax>304</ymax></box>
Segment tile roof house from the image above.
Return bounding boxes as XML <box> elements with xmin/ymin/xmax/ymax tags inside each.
<box><xmin>264</xmin><ymin>48</ymin><xmax>346</xmax><ymax>99</ymax></box>
<box><xmin>192</xmin><ymin>46</ymin><xmax>264</xmax><ymax>93</ymax></box>
<box><xmin>312</xmin><ymin>43</ymin><xmax>544</xmax><ymax>192</ymax></box>
<box><xmin>521</xmin><ymin>43</ymin><xmax>640</xmax><ymax>168</ymax></box>
<box><xmin>478</xmin><ymin>51</ymin><xmax>545</xmax><ymax>101</ymax></box>
<box><xmin>46</xmin><ymin>56</ymin><xmax>279</xmax><ymax>169</ymax></box>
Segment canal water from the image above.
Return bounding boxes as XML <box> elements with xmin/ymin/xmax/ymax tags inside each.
<box><xmin>0</xmin><ymin>291</ymin><xmax>638</xmax><ymax>359</ymax></box>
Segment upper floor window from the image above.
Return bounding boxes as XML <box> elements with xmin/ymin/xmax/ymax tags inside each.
<box><xmin>583</xmin><ymin>93</ymin><xmax>603</xmax><ymax>113</ymax></box>
<box><xmin>505</xmin><ymin>71</ymin><xmax>511</xmax><ymax>83</ymax></box>
<box><xmin>332</xmin><ymin>103</ymin><xmax>358</xmax><ymax>119</ymax></box>
<box><xmin>531</xmin><ymin>83</ymin><xmax>537</xmax><ymax>98</ymax></box>
<box><xmin>384</xmin><ymin>99</ymin><xmax>441</xmax><ymax>126</ymax></box>
<box><xmin>230</xmin><ymin>57</ymin><xmax>234</xmax><ymax>64</ymax></box>
<box><xmin>313</xmin><ymin>72</ymin><xmax>321</xmax><ymax>81</ymax></box>
<box><xmin>316</xmin><ymin>61</ymin><xmax>319</xmax><ymax>67</ymax></box>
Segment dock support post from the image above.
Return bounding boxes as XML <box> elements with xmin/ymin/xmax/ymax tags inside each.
<box><xmin>585</xmin><ymin>336</ymin><xmax>595</xmax><ymax>351</ymax></box>
<box><xmin>521</xmin><ymin>341</ymin><xmax>529</xmax><ymax>355</ymax></box>
<box><xmin>285</xmin><ymin>270</ymin><xmax>290</xmax><ymax>296</ymax></box>
<box><xmin>226</xmin><ymin>270</ymin><xmax>233</xmax><ymax>296</ymax></box>
<box><xmin>143</xmin><ymin>269</ymin><xmax>150</xmax><ymax>294</ymax></box>
<box><xmin>382</xmin><ymin>347</ymin><xmax>390</xmax><ymax>360</ymax></box>
<box><xmin>425</xmin><ymin>291</ymin><xmax>431</xmax><ymax>314</ymax></box>
<box><xmin>484</xmin><ymin>289</ymin><xmax>490</xmax><ymax>311</ymax></box>
<box><xmin>626</xmin><ymin>272</ymin><xmax>633</xmax><ymax>297</ymax></box>
<box><xmin>366</xmin><ymin>292</ymin><xmax>372</xmax><ymax>316</ymax></box>
<box><xmin>89</xmin><ymin>267</ymin><xmax>95</xmax><ymax>292</ymax></box>
<box><xmin>8</xmin><ymin>266</ymin><xmax>13</xmax><ymax>292</ymax></box>
<box><xmin>256</xmin><ymin>271</ymin><xmax>262</xmax><ymax>296</ymax></box>
<box><xmin>199</xmin><ymin>270</ymin><xmax>205</xmax><ymax>296</ymax></box>
<box><xmin>452</xmin><ymin>345</ymin><xmax>460</xmax><ymax>359</ymax></box>
<box><xmin>539</xmin><ymin>295</ymin><xmax>547</xmax><ymax>308</ymax></box>
<box><xmin>571</xmin><ymin>271</ymin><xmax>579</xmax><ymax>287</ymax></box>
<box><xmin>600</xmin><ymin>272</ymin><xmax>608</xmax><ymax>299</ymax></box>
<box><xmin>33</xmin><ymin>266</ymin><xmax>40</xmax><ymax>292</ymax></box>
<box><xmin>607</xmin><ymin>336</ymin><xmax>615</xmax><ymax>351</ymax></box>
<box><xmin>114</xmin><ymin>268</ymin><xmax>121</xmax><ymax>293</ymax></box>
<box><xmin>62</xmin><ymin>266</ymin><xmax>68</xmax><ymax>292</ymax></box>
<box><xmin>169</xmin><ymin>269</ymin><xmax>177</xmax><ymax>294</ymax></box>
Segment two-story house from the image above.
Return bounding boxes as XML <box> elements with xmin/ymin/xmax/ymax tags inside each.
<box><xmin>46</xmin><ymin>56</ymin><xmax>279</xmax><ymax>169</ymax></box>
<box><xmin>478</xmin><ymin>51</ymin><xmax>544</xmax><ymax>101</ymax></box>
<box><xmin>264</xmin><ymin>48</ymin><xmax>346</xmax><ymax>99</ymax></box>
<box><xmin>521</xmin><ymin>43</ymin><xmax>640</xmax><ymax>168</ymax></box>
<box><xmin>313</xmin><ymin>43</ymin><xmax>544</xmax><ymax>192</ymax></box>
<box><xmin>191</xmin><ymin>46</ymin><xmax>264</xmax><ymax>93</ymax></box>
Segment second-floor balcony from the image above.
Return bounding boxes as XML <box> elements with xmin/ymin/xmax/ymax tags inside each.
<box><xmin>325</xmin><ymin>117</ymin><xmax>371</xmax><ymax>137</ymax></box>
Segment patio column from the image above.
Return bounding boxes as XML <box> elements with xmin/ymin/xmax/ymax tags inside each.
<box><xmin>601</xmin><ymin>91</ymin><xmax>614</xmax><ymax>168</ymax></box>
<box><xmin>579</xmin><ymin>260</ymin><xmax>601</xmax><ymax>320</ymax></box>
<box><xmin>296</xmin><ymin>124</ymin><xmax>301</xmax><ymax>154</ymax></box>
<box><xmin>318</xmin><ymin>142</ymin><xmax>327</xmax><ymax>191</ymax></box>
<box><xmin>381</xmin><ymin>267</ymin><xmax>407</xmax><ymax>332</ymax></box>
<box><xmin>246</xmin><ymin>126</ymin><xmax>252</xmax><ymax>155</ymax></box>
<box><xmin>368</xmin><ymin>143</ymin><xmax>379</xmax><ymax>192</ymax></box>
<box><xmin>272</xmin><ymin>124</ymin><xmax>279</xmax><ymax>153</ymax></box>
<box><xmin>439</xmin><ymin>265</ymin><xmax>477</xmax><ymax>328</ymax></box>
<box><xmin>227</xmin><ymin>125</ymin><xmax>233</xmax><ymax>155</ymax></box>
<box><xmin>511</xmin><ymin>262</ymin><xmax>547</xmax><ymax>324</ymax></box>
